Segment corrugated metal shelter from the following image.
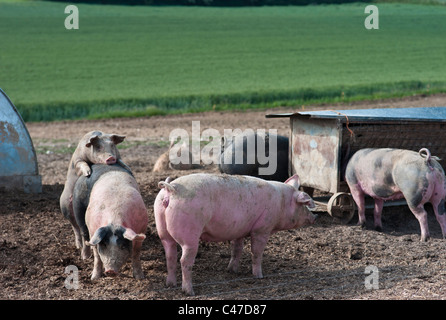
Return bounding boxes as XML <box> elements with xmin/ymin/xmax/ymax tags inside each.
<box><xmin>267</xmin><ymin>107</ymin><xmax>446</xmax><ymax>222</ymax></box>
<box><xmin>0</xmin><ymin>89</ymin><xmax>41</xmax><ymax>193</ymax></box>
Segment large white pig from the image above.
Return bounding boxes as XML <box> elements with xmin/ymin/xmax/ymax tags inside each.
<box><xmin>154</xmin><ymin>173</ymin><xmax>316</xmax><ymax>295</ymax></box>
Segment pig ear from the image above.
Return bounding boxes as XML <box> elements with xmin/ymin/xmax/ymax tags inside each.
<box><xmin>86</xmin><ymin>135</ymin><xmax>100</xmax><ymax>148</ymax></box>
<box><xmin>294</xmin><ymin>191</ymin><xmax>315</xmax><ymax>209</ymax></box>
<box><xmin>285</xmin><ymin>174</ymin><xmax>300</xmax><ymax>190</ymax></box>
<box><xmin>123</xmin><ymin>228</ymin><xmax>146</xmax><ymax>242</ymax></box>
<box><xmin>88</xmin><ymin>226</ymin><xmax>109</xmax><ymax>246</ymax></box>
<box><xmin>111</xmin><ymin>134</ymin><xmax>126</xmax><ymax>145</ymax></box>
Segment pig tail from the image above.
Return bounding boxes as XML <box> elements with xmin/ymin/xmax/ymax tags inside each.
<box><xmin>158</xmin><ymin>177</ymin><xmax>176</xmax><ymax>193</ymax></box>
<box><xmin>419</xmin><ymin>148</ymin><xmax>441</xmax><ymax>171</ymax></box>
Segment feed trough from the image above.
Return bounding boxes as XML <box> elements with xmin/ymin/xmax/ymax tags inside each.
<box><xmin>0</xmin><ymin>88</ymin><xmax>41</xmax><ymax>193</ymax></box>
<box><xmin>267</xmin><ymin>107</ymin><xmax>446</xmax><ymax>223</ymax></box>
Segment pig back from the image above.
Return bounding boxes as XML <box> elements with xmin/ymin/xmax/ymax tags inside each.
<box><xmin>86</xmin><ymin>170</ymin><xmax>147</xmax><ymax>235</ymax></box>
<box><xmin>73</xmin><ymin>163</ymin><xmax>135</xmax><ymax>239</ymax></box>
<box><xmin>164</xmin><ymin>174</ymin><xmax>293</xmax><ymax>241</ymax></box>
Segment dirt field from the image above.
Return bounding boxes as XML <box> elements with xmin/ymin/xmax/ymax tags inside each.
<box><xmin>3</xmin><ymin>94</ymin><xmax>446</xmax><ymax>301</ymax></box>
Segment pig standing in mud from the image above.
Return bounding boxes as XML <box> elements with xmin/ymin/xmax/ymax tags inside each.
<box><xmin>345</xmin><ymin>148</ymin><xmax>446</xmax><ymax>241</ymax></box>
<box><xmin>154</xmin><ymin>173</ymin><xmax>316</xmax><ymax>295</ymax></box>
<box><xmin>60</xmin><ymin>131</ymin><xmax>130</xmax><ymax>249</ymax></box>
<box><xmin>73</xmin><ymin>163</ymin><xmax>148</xmax><ymax>280</ymax></box>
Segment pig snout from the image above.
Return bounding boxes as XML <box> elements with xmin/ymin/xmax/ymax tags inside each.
<box><xmin>105</xmin><ymin>156</ymin><xmax>116</xmax><ymax>165</ymax></box>
<box><xmin>298</xmin><ymin>207</ymin><xmax>318</xmax><ymax>226</ymax></box>
<box><xmin>306</xmin><ymin>211</ymin><xmax>318</xmax><ymax>225</ymax></box>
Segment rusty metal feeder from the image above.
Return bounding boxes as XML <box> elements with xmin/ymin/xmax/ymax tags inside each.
<box><xmin>0</xmin><ymin>88</ymin><xmax>41</xmax><ymax>193</ymax></box>
<box><xmin>267</xmin><ymin>107</ymin><xmax>446</xmax><ymax>223</ymax></box>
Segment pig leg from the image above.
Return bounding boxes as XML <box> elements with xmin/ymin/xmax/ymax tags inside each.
<box><xmin>349</xmin><ymin>185</ymin><xmax>366</xmax><ymax>227</ymax></box>
<box><xmin>60</xmin><ymin>191</ymin><xmax>83</xmax><ymax>249</ymax></box>
<box><xmin>430</xmin><ymin>198</ymin><xmax>446</xmax><ymax>239</ymax></box>
<box><xmin>65</xmin><ymin>201</ymin><xmax>83</xmax><ymax>249</ymax></box>
<box><xmin>154</xmin><ymin>198</ymin><xmax>178</xmax><ymax>287</ymax></box>
<box><xmin>161</xmin><ymin>238</ymin><xmax>177</xmax><ymax>287</ymax></box>
<box><xmin>72</xmin><ymin>196</ymin><xmax>91</xmax><ymax>259</ymax></box>
<box><xmin>408</xmin><ymin>205</ymin><xmax>430</xmax><ymax>242</ymax></box>
<box><xmin>75</xmin><ymin>160</ymin><xmax>92</xmax><ymax>177</ymax></box>
<box><xmin>250</xmin><ymin>234</ymin><xmax>269</xmax><ymax>278</ymax></box>
<box><xmin>81</xmin><ymin>237</ymin><xmax>91</xmax><ymax>260</ymax></box>
<box><xmin>180</xmin><ymin>244</ymin><xmax>199</xmax><ymax>296</ymax></box>
<box><xmin>373</xmin><ymin>198</ymin><xmax>384</xmax><ymax>232</ymax></box>
<box><xmin>91</xmin><ymin>246</ymin><xmax>103</xmax><ymax>280</ymax></box>
<box><xmin>131</xmin><ymin>240</ymin><xmax>145</xmax><ymax>280</ymax></box>
<box><xmin>227</xmin><ymin>238</ymin><xmax>244</xmax><ymax>273</ymax></box>
<box><xmin>69</xmin><ymin>220</ymin><xmax>82</xmax><ymax>250</ymax></box>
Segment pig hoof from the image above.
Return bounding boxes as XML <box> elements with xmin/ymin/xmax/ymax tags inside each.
<box><xmin>91</xmin><ymin>272</ymin><xmax>102</xmax><ymax>280</ymax></box>
<box><xmin>81</xmin><ymin>252</ymin><xmax>90</xmax><ymax>260</ymax></box>
<box><xmin>182</xmin><ymin>287</ymin><xmax>195</xmax><ymax>296</ymax></box>
<box><xmin>166</xmin><ymin>279</ymin><xmax>177</xmax><ymax>287</ymax></box>
<box><xmin>375</xmin><ymin>226</ymin><xmax>382</xmax><ymax>232</ymax></box>
<box><xmin>81</xmin><ymin>247</ymin><xmax>91</xmax><ymax>260</ymax></box>
<box><xmin>227</xmin><ymin>264</ymin><xmax>239</xmax><ymax>274</ymax></box>
<box><xmin>133</xmin><ymin>270</ymin><xmax>145</xmax><ymax>280</ymax></box>
<box><xmin>74</xmin><ymin>236</ymin><xmax>82</xmax><ymax>249</ymax></box>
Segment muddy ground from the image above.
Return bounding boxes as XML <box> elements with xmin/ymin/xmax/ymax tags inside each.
<box><xmin>3</xmin><ymin>94</ymin><xmax>446</xmax><ymax>301</ymax></box>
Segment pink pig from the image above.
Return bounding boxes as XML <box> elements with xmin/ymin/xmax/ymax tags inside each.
<box><xmin>154</xmin><ymin>173</ymin><xmax>316</xmax><ymax>295</ymax></box>
<box><xmin>84</xmin><ymin>167</ymin><xmax>148</xmax><ymax>280</ymax></box>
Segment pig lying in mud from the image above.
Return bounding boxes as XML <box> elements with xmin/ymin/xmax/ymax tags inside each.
<box><xmin>72</xmin><ymin>163</ymin><xmax>148</xmax><ymax>280</ymax></box>
<box><xmin>346</xmin><ymin>148</ymin><xmax>446</xmax><ymax>241</ymax></box>
<box><xmin>60</xmin><ymin>131</ymin><xmax>130</xmax><ymax>249</ymax></box>
<box><xmin>154</xmin><ymin>173</ymin><xmax>316</xmax><ymax>295</ymax></box>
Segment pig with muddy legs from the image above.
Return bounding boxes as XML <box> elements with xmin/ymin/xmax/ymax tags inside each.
<box><xmin>60</xmin><ymin>131</ymin><xmax>131</xmax><ymax>250</ymax></box>
<box><xmin>154</xmin><ymin>173</ymin><xmax>317</xmax><ymax>295</ymax></box>
<box><xmin>73</xmin><ymin>163</ymin><xmax>148</xmax><ymax>279</ymax></box>
<box><xmin>345</xmin><ymin>148</ymin><xmax>446</xmax><ymax>241</ymax></box>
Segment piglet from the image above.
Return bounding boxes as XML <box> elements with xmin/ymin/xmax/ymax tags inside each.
<box><xmin>73</xmin><ymin>163</ymin><xmax>148</xmax><ymax>279</ymax></box>
<box><xmin>154</xmin><ymin>173</ymin><xmax>316</xmax><ymax>295</ymax></box>
<box><xmin>345</xmin><ymin>148</ymin><xmax>446</xmax><ymax>241</ymax></box>
<box><xmin>60</xmin><ymin>131</ymin><xmax>130</xmax><ymax>249</ymax></box>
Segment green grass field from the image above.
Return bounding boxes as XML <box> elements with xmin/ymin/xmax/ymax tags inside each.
<box><xmin>1</xmin><ymin>1</ymin><xmax>446</xmax><ymax>121</ymax></box>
